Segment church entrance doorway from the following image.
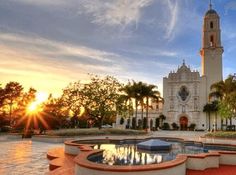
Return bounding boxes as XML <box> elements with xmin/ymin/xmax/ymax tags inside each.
<box><xmin>180</xmin><ymin>116</ymin><xmax>188</xmax><ymax>130</ymax></box>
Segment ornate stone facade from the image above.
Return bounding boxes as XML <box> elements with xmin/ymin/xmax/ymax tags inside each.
<box><xmin>163</xmin><ymin>4</ymin><xmax>225</xmax><ymax>130</ymax></box>
<box><xmin>163</xmin><ymin>62</ymin><xmax>203</xmax><ymax>129</ymax></box>
<box><xmin>116</xmin><ymin>4</ymin><xmax>236</xmax><ymax>130</ymax></box>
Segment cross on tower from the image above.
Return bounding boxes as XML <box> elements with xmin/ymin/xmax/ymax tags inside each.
<box><xmin>209</xmin><ymin>0</ymin><xmax>212</xmax><ymax>9</ymax></box>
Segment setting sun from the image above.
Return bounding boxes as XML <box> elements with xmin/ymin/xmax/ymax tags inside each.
<box><xmin>27</xmin><ymin>102</ymin><xmax>38</xmax><ymax>112</ymax></box>
<box><xmin>26</xmin><ymin>92</ymin><xmax>48</xmax><ymax>114</ymax></box>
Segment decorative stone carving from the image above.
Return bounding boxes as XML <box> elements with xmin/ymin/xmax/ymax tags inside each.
<box><xmin>178</xmin><ymin>86</ymin><xmax>189</xmax><ymax>101</ymax></box>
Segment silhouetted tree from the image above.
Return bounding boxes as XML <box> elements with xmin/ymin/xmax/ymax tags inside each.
<box><xmin>3</xmin><ymin>82</ymin><xmax>23</xmax><ymax>126</ymax></box>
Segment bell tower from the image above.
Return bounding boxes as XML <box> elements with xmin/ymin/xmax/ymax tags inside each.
<box><xmin>200</xmin><ymin>1</ymin><xmax>223</xmax><ymax>97</ymax></box>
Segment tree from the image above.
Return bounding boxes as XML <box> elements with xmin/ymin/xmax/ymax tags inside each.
<box><xmin>13</xmin><ymin>88</ymin><xmax>37</xmax><ymax>129</ymax></box>
<box><xmin>120</xmin><ymin>81</ymin><xmax>142</xmax><ymax>129</ymax></box>
<box><xmin>61</xmin><ymin>75</ymin><xmax>122</xmax><ymax>129</ymax></box>
<box><xmin>116</xmin><ymin>93</ymin><xmax>133</xmax><ymax>124</ymax></box>
<box><xmin>203</xmin><ymin>102</ymin><xmax>216</xmax><ymax>131</ymax></box>
<box><xmin>155</xmin><ymin>118</ymin><xmax>160</xmax><ymax>130</ymax></box>
<box><xmin>210</xmin><ymin>75</ymin><xmax>236</xmax><ymax>100</ymax></box>
<box><xmin>16</xmin><ymin>88</ymin><xmax>37</xmax><ymax>112</ymax></box>
<box><xmin>42</xmin><ymin>96</ymin><xmax>69</xmax><ymax>129</ymax></box>
<box><xmin>120</xmin><ymin>81</ymin><xmax>161</xmax><ymax>130</ymax></box>
<box><xmin>0</xmin><ymin>85</ymin><xmax>4</xmax><ymax>110</ymax></box>
<box><xmin>61</xmin><ymin>82</ymin><xmax>83</xmax><ymax>119</ymax></box>
<box><xmin>81</xmin><ymin>75</ymin><xmax>122</xmax><ymax>129</ymax></box>
<box><xmin>120</xmin><ymin>117</ymin><xmax>124</xmax><ymax>125</ymax></box>
<box><xmin>142</xmin><ymin>84</ymin><xmax>161</xmax><ymax>130</ymax></box>
<box><xmin>3</xmin><ymin>82</ymin><xmax>23</xmax><ymax>126</ymax></box>
<box><xmin>210</xmin><ymin>75</ymin><xmax>236</xmax><ymax>126</ymax></box>
<box><xmin>118</xmin><ymin>83</ymin><xmax>134</xmax><ymax>128</ymax></box>
<box><xmin>130</xmin><ymin>81</ymin><xmax>142</xmax><ymax>129</ymax></box>
<box><xmin>159</xmin><ymin>114</ymin><xmax>166</xmax><ymax>128</ymax></box>
<box><xmin>211</xmin><ymin>100</ymin><xmax>219</xmax><ymax>131</ymax></box>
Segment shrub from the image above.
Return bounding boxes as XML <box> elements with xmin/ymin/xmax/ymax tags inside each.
<box><xmin>143</xmin><ymin>117</ymin><xmax>147</xmax><ymax>129</ymax></box>
<box><xmin>126</xmin><ymin>118</ymin><xmax>130</xmax><ymax>129</ymax></box>
<box><xmin>120</xmin><ymin>117</ymin><xmax>125</xmax><ymax>125</ymax></box>
<box><xmin>206</xmin><ymin>131</ymin><xmax>236</xmax><ymax>139</ymax></box>
<box><xmin>0</xmin><ymin>125</ymin><xmax>12</xmax><ymax>132</ymax></box>
<box><xmin>46</xmin><ymin>128</ymin><xmax>147</xmax><ymax>136</ymax></box>
<box><xmin>131</xmin><ymin>117</ymin><xmax>136</xmax><ymax>129</ymax></box>
<box><xmin>162</xmin><ymin>123</ymin><xmax>170</xmax><ymax>130</ymax></box>
<box><xmin>138</xmin><ymin>119</ymin><xmax>142</xmax><ymax>129</ymax></box>
<box><xmin>155</xmin><ymin>118</ymin><xmax>160</xmax><ymax>129</ymax></box>
<box><xmin>189</xmin><ymin>123</ymin><xmax>196</xmax><ymax>131</ymax></box>
<box><xmin>171</xmin><ymin>122</ymin><xmax>179</xmax><ymax>130</ymax></box>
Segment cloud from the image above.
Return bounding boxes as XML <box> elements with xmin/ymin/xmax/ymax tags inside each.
<box><xmin>0</xmin><ymin>32</ymin><xmax>127</xmax><ymax>95</ymax></box>
<box><xmin>78</xmin><ymin>0</ymin><xmax>153</xmax><ymax>28</ymax></box>
<box><xmin>10</xmin><ymin>0</ymin><xmax>67</xmax><ymax>6</ymax></box>
<box><xmin>0</xmin><ymin>33</ymin><xmax>117</xmax><ymax>63</ymax></box>
<box><xmin>0</xmin><ymin>31</ymin><xmax>177</xmax><ymax>96</ymax></box>
<box><xmin>121</xmin><ymin>47</ymin><xmax>178</xmax><ymax>57</ymax></box>
<box><xmin>165</xmin><ymin>0</ymin><xmax>179</xmax><ymax>40</ymax></box>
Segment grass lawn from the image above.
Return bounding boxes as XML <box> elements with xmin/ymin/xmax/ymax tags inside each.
<box><xmin>45</xmin><ymin>128</ymin><xmax>147</xmax><ymax>136</ymax></box>
<box><xmin>205</xmin><ymin>131</ymin><xmax>236</xmax><ymax>139</ymax></box>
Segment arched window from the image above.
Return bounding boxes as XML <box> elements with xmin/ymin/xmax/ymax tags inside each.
<box><xmin>210</xmin><ymin>35</ymin><xmax>214</xmax><ymax>46</ymax></box>
<box><xmin>210</xmin><ymin>21</ymin><xmax>214</xmax><ymax>29</ymax></box>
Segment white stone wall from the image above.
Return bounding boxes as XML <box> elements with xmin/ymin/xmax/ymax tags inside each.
<box><xmin>76</xmin><ymin>163</ymin><xmax>186</xmax><ymax>175</ymax></box>
<box><xmin>116</xmin><ymin>109</ymin><xmax>163</xmax><ymax>129</ymax></box>
<box><xmin>162</xmin><ymin>63</ymin><xmax>206</xmax><ymax>129</ymax></box>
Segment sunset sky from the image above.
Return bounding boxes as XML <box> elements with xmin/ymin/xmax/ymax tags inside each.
<box><xmin>1</xmin><ymin>0</ymin><xmax>236</xmax><ymax>97</ymax></box>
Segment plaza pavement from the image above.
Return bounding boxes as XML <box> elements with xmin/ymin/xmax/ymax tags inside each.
<box><xmin>151</xmin><ymin>130</ymin><xmax>236</xmax><ymax>145</ymax></box>
<box><xmin>66</xmin><ymin>130</ymin><xmax>236</xmax><ymax>146</ymax></box>
<box><xmin>1</xmin><ymin>131</ymin><xmax>236</xmax><ymax>175</ymax></box>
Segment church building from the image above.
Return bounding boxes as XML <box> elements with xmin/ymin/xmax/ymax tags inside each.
<box><xmin>163</xmin><ymin>2</ymin><xmax>224</xmax><ymax>130</ymax></box>
<box><xmin>116</xmin><ymin>2</ymin><xmax>235</xmax><ymax>131</ymax></box>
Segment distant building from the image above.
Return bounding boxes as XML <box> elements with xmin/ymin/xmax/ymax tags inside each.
<box><xmin>116</xmin><ymin>3</ymin><xmax>235</xmax><ymax>130</ymax></box>
<box><xmin>163</xmin><ymin>3</ymin><xmax>224</xmax><ymax>130</ymax></box>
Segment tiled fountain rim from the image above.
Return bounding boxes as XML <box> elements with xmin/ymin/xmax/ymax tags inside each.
<box><xmin>74</xmin><ymin>148</ymin><xmax>187</xmax><ymax>172</ymax></box>
<box><xmin>64</xmin><ymin>137</ymin><xmax>236</xmax><ymax>172</ymax></box>
<box><xmin>65</xmin><ymin>137</ymin><xmax>186</xmax><ymax>145</ymax></box>
<box><xmin>65</xmin><ymin>136</ymin><xmax>236</xmax><ymax>149</ymax></box>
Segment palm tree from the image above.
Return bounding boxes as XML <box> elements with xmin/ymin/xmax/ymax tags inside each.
<box><xmin>119</xmin><ymin>82</ymin><xmax>134</xmax><ymax>128</ymax></box>
<box><xmin>203</xmin><ymin>103</ymin><xmax>215</xmax><ymax>131</ymax></box>
<box><xmin>131</xmin><ymin>81</ymin><xmax>142</xmax><ymax>129</ymax></box>
<box><xmin>121</xmin><ymin>81</ymin><xmax>142</xmax><ymax>129</ymax></box>
<box><xmin>142</xmin><ymin>84</ymin><xmax>161</xmax><ymax>131</ymax></box>
<box><xmin>136</xmin><ymin>82</ymin><xmax>145</xmax><ymax>129</ymax></box>
<box><xmin>210</xmin><ymin>75</ymin><xmax>236</xmax><ymax>100</ymax></box>
<box><xmin>210</xmin><ymin>75</ymin><xmax>236</xmax><ymax>128</ymax></box>
<box><xmin>211</xmin><ymin>100</ymin><xmax>219</xmax><ymax>131</ymax></box>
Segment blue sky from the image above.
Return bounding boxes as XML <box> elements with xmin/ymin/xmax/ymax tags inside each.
<box><xmin>0</xmin><ymin>0</ymin><xmax>236</xmax><ymax>96</ymax></box>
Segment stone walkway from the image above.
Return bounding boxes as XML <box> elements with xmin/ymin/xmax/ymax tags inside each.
<box><xmin>1</xmin><ymin>131</ymin><xmax>236</xmax><ymax>175</ymax></box>
<box><xmin>153</xmin><ymin>130</ymin><xmax>236</xmax><ymax>145</ymax></box>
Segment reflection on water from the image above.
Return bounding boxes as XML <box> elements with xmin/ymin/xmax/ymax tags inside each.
<box><xmin>91</xmin><ymin>142</ymin><xmax>204</xmax><ymax>165</ymax></box>
<box><xmin>0</xmin><ymin>139</ymin><xmax>63</xmax><ymax>175</ymax></box>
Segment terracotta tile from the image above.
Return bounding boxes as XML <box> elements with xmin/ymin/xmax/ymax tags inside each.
<box><xmin>187</xmin><ymin>165</ymin><xmax>236</xmax><ymax>175</ymax></box>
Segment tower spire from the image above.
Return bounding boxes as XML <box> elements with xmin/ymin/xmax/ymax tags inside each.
<box><xmin>209</xmin><ymin>0</ymin><xmax>212</xmax><ymax>10</ymax></box>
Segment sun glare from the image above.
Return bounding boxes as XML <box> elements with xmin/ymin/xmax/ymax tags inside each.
<box><xmin>26</xmin><ymin>92</ymin><xmax>48</xmax><ymax>114</ymax></box>
<box><xmin>28</xmin><ymin>102</ymin><xmax>38</xmax><ymax>112</ymax></box>
<box><xmin>36</xmin><ymin>92</ymin><xmax>48</xmax><ymax>103</ymax></box>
